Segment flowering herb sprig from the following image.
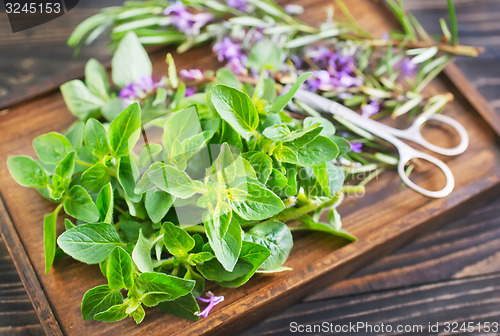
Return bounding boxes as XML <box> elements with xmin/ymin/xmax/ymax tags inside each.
<box><xmin>67</xmin><ymin>0</ymin><xmax>481</xmax><ymax>184</ymax></box>
<box><xmin>7</xmin><ymin>33</ymin><xmax>357</xmax><ymax>324</ymax></box>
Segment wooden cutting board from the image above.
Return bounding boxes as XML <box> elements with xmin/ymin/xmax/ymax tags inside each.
<box><xmin>1</xmin><ymin>0</ymin><xmax>499</xmax><ymax>335</ymax></box>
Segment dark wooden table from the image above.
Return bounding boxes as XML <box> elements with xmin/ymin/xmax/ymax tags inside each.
<box><xmin>1</xmin><ymin>1</ymin><xmax>499</xmax><ymax>335</ymax></box>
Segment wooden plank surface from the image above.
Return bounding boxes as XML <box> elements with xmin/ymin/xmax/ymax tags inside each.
<box><xmin>0</xmin><ymin>0</ymin><xmax>499</xmax><ymax>335</ymax></box>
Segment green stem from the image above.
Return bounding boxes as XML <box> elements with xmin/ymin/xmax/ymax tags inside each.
<box><xmin>275</xmin><ymin>191</ymin><xmax>344</xmax><ymax>222</ymax></box>
<box><xmin>75</xmin><ymin>159</ymin><xmax>93</xmax><ymax>168</ymax></box>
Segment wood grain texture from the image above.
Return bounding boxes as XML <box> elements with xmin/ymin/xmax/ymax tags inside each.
<box><xmin>245</xmin><ymin>273</ymin><xmax>500</xmax><ymax>336</ymax></box>
<box><xmin>0</xmin><ymin>0</ymin><xmax>499</xmax><ymax>335</ymax></box>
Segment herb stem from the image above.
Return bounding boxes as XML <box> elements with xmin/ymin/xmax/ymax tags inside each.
<box><xmin>75</xmin><ymin>159</ymin><xmax>93</xmax><ymax>168</ymax></box>
<box><xmin>275</xmin><ymin>191</ymin><xmax>344</xmax><ymax>223</ymax></box>
<box><xmin>184</xmin><ymin>225</ymin><xmax>206</xmax><ymax>233</ymax></box>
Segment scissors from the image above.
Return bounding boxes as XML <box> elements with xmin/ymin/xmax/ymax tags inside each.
<box><xmin>292</xmin><ymin>89</ymin><xmax>469</xmax><ymax>198</ymax></box>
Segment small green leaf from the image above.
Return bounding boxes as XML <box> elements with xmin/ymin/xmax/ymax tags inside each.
<box><xmin>262</xmin><ymin>124</ymin><xmax>290</xmax><ymax>140</ymax></box>
<box><xmin>107</xmin><ymin>103</ymin><xmax>141</xmax><ymax>158</ymax></box>
<box><xmin>244</xmin><ymin>221</ymin><xmax>293</xmax><ymax>271</ymax></box>
<box><xmin>81</xmin><ymin>163</ymin><xmax>109</xmax><ymax>192</ymax></box>
<box><xmin>33</xmin><ymin>132</ymin><xmax>73</xmax><ymax>164</ymax></box>
<box><xmin>145</xmin><ymin>190</ymin><xmax>174</xmax><ymax>223</ymax></box>
<box><xmin>329</xmin><ymin>136</ymin><xmax>351</xmax><ymax>156</ymax></box>
<box><xmin>211</xmin><ymin>84</ymin><xmax>259</xmax><ymax>140</ymax></box>
<box><xmin>136</xmin><ymin>272</ymin><xmax>195</xmax><ymax>306</ymax></box>
<box><xmin>81</xmin><ymin>284</ymin><xmax>124</xmax><ymax>320</ymax></box>
<box><xmin>84</xmin><ymin>118</ymin><xmax>110</xmax><ymax>158</ymax></box>
<box><xmin>130</xmin><ymin>304</ymin><xmax>145</xmax><ymax>324</ymax></box>
<box><xmin>85</xmin><ymin>58</ymin><xmax>110</xmax><ymax>100</ymax></box>
<box><xmin>148</xmin><ymin>165</ymin><xmax>204</xmax><ymax>199</ymax></box>
<box><xmin>299</xmin><ymin>162</ymin><xmax>344</xmax><ymax>197</ymax></box>
<box><xmin>96</xmin><ymin>183</ymin><xmax>114</xmax><ymax>224</ymax></box>
<box><xmin>166</xmin><ymin>53</ymin><xmax>178</xmax><ymax>89</ymax></box>
<box><xmin>132</xmin><ymin>230</ymin><xmax>156</xmax><ymax>273</ymax></box>
<box><xmin>112</xmin><ymin>32</ymin><xmax>152</xmax><ymax>88</ymax></box>
<box><xmin>57</xmin><ymin>222</ymin><xmax>122</xmax><ymax>264</ymax></box>
<box><xmin>188</xmin><ymin>252</ymin><xmax>214</xmax><ymax>265</ymax></box>
<box><xmin>248</xmin><ymin>152</ymin><xmax>272</xmax><ymax>184</ymax></box>
<box><xmin>163</xmin><ymin>222</ymin><xmax>195</xmax><ymax>257</ymax></box>
<box><xmin>295</xmin><ymin>136</ymin><xmax>339</xmax><ymax>166</ymax></box>
<box><xmin>270</xmin><ymin>72</ymin><xmax>312</xmax><ymax>114</ymax></box>
<box><xmin>63</xmin><ymin>185</ymin><xmax>99</xmax><ymax>222</ymax></box>
<box><xmin>229</xmin><ymin>182</ymin><xmax>284</xmax><ymax>221</ymax></box>
<box><xmin>204</xmin><ymin>212</ymin><xmax>242</xmax><ymax>272</ymax></box>
<box><xmin>60</xmin><ymin>80</ymin><xmax>104</xmax><ymax>120</ymax></box>
<box><xmin>43</xmin><ymin>208</ymin><xmax>59</xmax><ymax>273</ymax></box>
<box><xmin>54</xmin><ymin>151</ymin><xmax>76</xmax><ymax>182</ymax></box>
<box><xmin>303</xmin><ymin>116</ymin><xmax>336</xmax><ymax>137</ymax></box>
<box><xmin>117</xmin><ymin>156</ymin><xmax>141</xmax><ymax>202</ymax></box>
<box><xmin>7</xmin><ymin>156</ymin><xmax>48</xmax><ymax>188</ymax></box>
<box><xmin>157</xmin><ymin>294</ymin><xmax>200</xmax><ymax>321</ymax></box>
<box><xmin>64</xmin><ymin>121</ymin><xmax>85</xmax><ymax>151</ymax></box>
<box><xmin>93</xmin><ymin>303</ymin><xmax>128</xmax><ymax>322</ymax></box>
<box><xmin>296</xmin><ymin>215</ymin><xmax>356</xmax><ymax>241</ymax></box>
<box><xmin>106</xmin><ymin>246</ymin><xmax>134</xmax><ymax>290</ymax></box>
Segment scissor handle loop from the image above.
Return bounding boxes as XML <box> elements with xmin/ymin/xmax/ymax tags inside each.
<box><xmin>397</xmin><ymin>150</ymin><xmax>455</xmax><ymax>198</ymax></box>
<box><xmin>404</xmin><ymin>114</ymin><xmax>469</xmax><ymax>156</ymax></box>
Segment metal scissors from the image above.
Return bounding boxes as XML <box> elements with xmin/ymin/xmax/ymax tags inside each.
<box><xmin>292</xmin><ymin>89</ymin><xmax>469</xmax><ymax>198</ymax></box>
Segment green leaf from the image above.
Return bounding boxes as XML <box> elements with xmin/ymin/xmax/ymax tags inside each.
<box><xmin>64</xmin><ymin>218</ymin><xmax>75</xmax><ymax>230</ymax></box>
<box><xmin>148</xmin><ymin>165</ymin><xmax>204</xmax><ymax>199</ymax></box>
<box><xmin>60</xmin><ymin>80</ymin><xmax>104</xmax><ymax>120</ymax></box>
<box><xmin>157</xmin><ymin>294</ymin><xmax>200</xmax><ymax>321</ymax></box>
<box><xmin>43</xmin><ymin>208</ymin><xmax>59</xmax><ymax>273</ymax></box>
<box><xmin>296</xmin><ymin>215</ymin><xmax>356</xmax><ymax>241</ymax></box>
<box><xmin>303</xmin><ymin>116</ymin><xmax>336</xmax><ymax>137</ymax></box>
<box><xmin>295</xmin><ymin>136</ymin><xmax>339</xmax><ymax>166</ymax></box>
<box><xmin>107</xmin><ymin>103</ymin><xmax>141</xmax><ymax>158</ymax></box>
<box><xmin>84</xmin><ymin>118</ymin><xmax>110</xmax><ymax>158</ymax></box>
<box><xmin>136</xmin><ymin>272</ymin><xmax>195</xmax><ymax>306</ymax></box>
<box><xmin>246</xmin><ymin>39</ymin><xmax>283</xmax><ymax>71</ymax></box>
<box><xmin>112</xmin><ymin>32</ymin><xmax>152</xmax><ymax>88</ymax></box>
<box><xmin>131</xmin><ymin>230</ymin><xmax>156</xmax><ymax>273</ymax></box>
<box><xmin>93</xmin><ymin>303</ymin><xmax>128</xmax><ymax>322</ymax></box>
<box><xmin>188</xmin><ymin>252</ymin><xmax>214</xmax><ymax>265</ymax></box>
<box><xmin>96</xmin><ymin>183</ymin><xmax>114</xmax><ymax>224</ymax></box>
<box><xmin>244</xmin><ymin>221</ymin><xmax>293</xmax><ymax>271</ymax></box>
<box><xmin>57</xmin><ymin>222</ymin><xmax>122</xmax><ymax>264</ymax></box>
<box><xmin>81</xmin><ymin>163</ymin><xmax>109</xmax><ymax>192</ymax></box>
<box><xmin>130</xmin><ymin>304</ymin><xmax>145</xmax><ymax>324</ymax></box>
<box><xmin>33</xmin><ymin>132</ymin><xmax>73</xmax><ymax>164</ymax></box>
<box><xmin>117</xmin><ymin>156</ymin><xmax>141</xmax><ymax>202</ymax></box>
<box><xmin>81</xmin><ymin>284</ymin><xmax>124</xmax><ymax>320</ymax></box>
<box><xmin>7</xmin><ymin>156</ymin><xmax>48</xmax><ymax>188</ymax></box>
<box><xmin>262</xmin><ymin>124</ymin><xmax>290</xmax><ymax>140</ymax></box>
<box><xmin>166</xmin><ymin>53</ymin><xmax>178</xmax><ymax>89</ymax></box>
<box><xmin>197</xmin><ymin>245</ymin><xmax>251</xmax><ymax>282</ymax></box>
<box><xmin>229</xmin><ymin>182</ymin><xmax>284</xmax><ymax>221</ymax></box>
<box><xmin>163</xmin><ymin>222</ymin><xmax>195</xmax><ymax>257</ymax></box>
<box><xmin>329</xmin><ymin>136</ymin><xmax>351</xmax><ymax>156</ymax></box>
<box><xmin>281</xmin><ymin>126</ymin><xmax>322</xmax><ymax>150</ymax></box>
<box><xmin>204</xmin><ymin>213</ymin><xmax>242</xmax><ymax>272</ymax></box>
<box><xmin>211</xmin><ymin>84</ymin><xmax>259</xmax><ymax>140</ymax></box>
<box><xmin>65</xmin><ymin>121</ymin><xmax>85</xmax><ymax>151</ymax></box>
<box><xmin>85</xmin><ymin>58</ymin><xmax>110</xmax><ymax>100</ymax></box>
<box><xmin>299</xmin><ymin>162</ymin><xmax>344</xmax><ymax>197</ymax></box>
<box><xmin>217</xmin><ymin>241</ymin><xmax>271</xmax><ymax>287</ymax></box>
<box><xmin>248</xmin><ymin>152</ymin><xmax>273</xmax><ymax>184</ymax></box>
<box><xmin>135</xmin><ymin>162</ymin><xmax>163</xmax><ymax>193</ymax></box>
<box><xmin>145</xmin><ymin>190</ymin><xmax>174</xmax><ymax>223</ymax></box>
<box><xmin>270</xmin><ymin>72</ymin><xmax>312</xmax><ymax>114</ymax></box>
<box><xmin>54</xmin><ymin>151</ymin><xmax>76</xmax><ymax>182</ymax></box>
<box><xmin>106</xmin><ymin>246</ymin><xmax>134</xmax><ymax>290</ymax></box>
<box><xmin>63</xmin><ymin>185</ymin><xmax>99</xmax><ymax>222</ymax></box>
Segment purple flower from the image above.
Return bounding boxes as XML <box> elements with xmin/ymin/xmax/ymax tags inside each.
<box><xmin>213</xmin><ymin>37</ymin><xmax>248</xmax><ymax>74</ymax></box>
<box><xmin>180</xmin><ymin>69</ymin><xmax>204</xmax><ymax>81</ymax></box>
<box><xmin>399</xmin><ymin>57</ymin><xmax>417</xmax><ymax>77</ymax></box>
<box><xmin>350</xmin><ymin>142</ymin><xmax>363</xmax><ymax>153</ymax></box>
<box><xmin>213</xmin><ymin>37</ymin><xmax>243</xmax><ymax>63</ymax></box>
<box><xmin>226</xmin><ymin>0</ymin><xmax>248</xmax><ymax>12</ymax></box>
<box><xmin>185</xmin><ymin>87</ymin><xmax>197</xmax><ymax>96</ymax></box>
<box><xmin>361</xmin><ymin>100</ymin><xmax>380</xmax><ymax>118</ymax></box>
<box><xmin>195</xmin><ymin>292</ymin><xmax>224</xmax><ymax>318</ymax></box>
<box><xmin>164</xmin><ymin>2</ymin><xmax>213</xmax><ymax>36</ymax></box>
<box><xmin>119</xmin><ymin>76</ymin><xmax>166</xmax><ymax>106</ymax></box>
